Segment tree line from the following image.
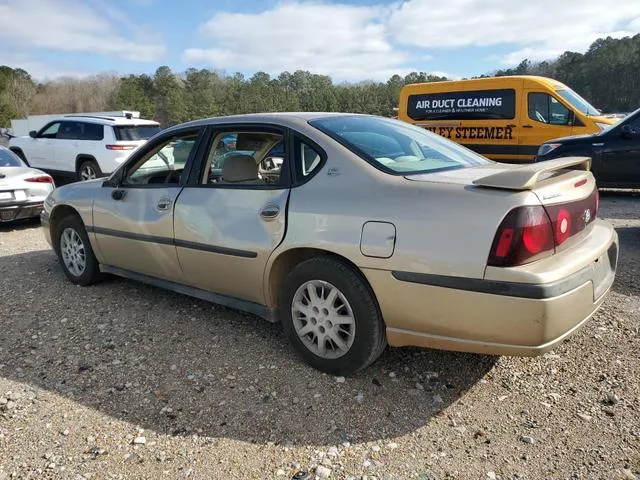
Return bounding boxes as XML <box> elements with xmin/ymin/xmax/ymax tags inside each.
<box><xmin>1</xmin><ymin>34</ymin><xmax>639</xmax><ymax>129</ymax></box>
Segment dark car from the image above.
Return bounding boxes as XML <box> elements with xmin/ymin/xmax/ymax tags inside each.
<box><xmin>536</xmin><ymin>107</ymin><xmax>640</xmax><ymax>188</ymax></box>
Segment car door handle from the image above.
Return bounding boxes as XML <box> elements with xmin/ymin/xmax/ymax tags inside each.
<box><xmin>260</xmin><ymin>205</ymin><xmax>280</xmax><ymax>219</ymax></box>
<box><xmin>157</xmin><ymin>197</ymin><xmax>172</xmax><ymax>211</ymax></box>
<box><xmin>506</xmin><ymin>124</ymin><xmax>517</xmax><ymax>128</ymax></box>
<box><xmin>522</xmin><ymin>125</ymin><xmax>534</xmax><ymax>129</ymax></box>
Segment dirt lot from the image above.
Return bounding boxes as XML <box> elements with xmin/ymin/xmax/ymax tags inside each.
<box><xmin>0</xmin><ymin>193</ymin><xmax>638</xmax><ymax>480</ymax></box>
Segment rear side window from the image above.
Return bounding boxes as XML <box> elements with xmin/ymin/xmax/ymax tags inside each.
<box><xmin>57</xmin><ymin>122</ymin><xmax>104</xmax><ymax>141</ymax></box>
<box><xmin>81</xmin><ymin>123</ymin><xmax>104</xmax><ymax>141</ymax></box>
<box><xmin>114</xmin><ymin>125</ymin><xmax>162</xmax><ymax>141</ymax></box>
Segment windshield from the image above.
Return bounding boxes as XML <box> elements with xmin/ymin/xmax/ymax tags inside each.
<box><xmin>114</xmin><ymin>125</ymin><xmax>161</xmax><ymax>141</ymax></box>
<box><xmin>309</xmin><ymin>115</ymin><xmax>490</xmax><ymax>175</ymax></box>
<box><xmin>556</xmin><ymin>88</ymin><xmax>600</xmax><ymax>116</ymax></box>
<box><xmin>0</xmin><ymin>148</ymin><xmax>25</xmax><ymax>167</ymax></box>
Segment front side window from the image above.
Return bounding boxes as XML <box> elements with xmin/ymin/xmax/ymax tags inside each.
<box><xmin>124</xmin><ymin>132</ymin><xmax>198</xmax><ymax>185</ymax></box>
<box><xmin>310</xmin><ymin>115</ymin><xmax>489</xmax><ymax>175</ymax></box>
<box><xmin>528</xmin><ymin>93</ymin><xmax>571</xmax><ymax>125</ymax></box>
<box><xmin>39</xmin><ymin>122</ymin><xmax>61</xmax><ymax>139</ymax></box>
<box><xmin>201</xmin><ymin>131</ymin><xmax>285</xmax><ymax>185</ymax></box>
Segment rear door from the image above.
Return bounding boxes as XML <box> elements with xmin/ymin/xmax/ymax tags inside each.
<box><xmin>55</xmin><ymin>121</ymin><xmax>85</xmax><ymax>172</ymax></box>
<box><xmin>599</xmin><ymin>116</ymin><xmax>640</xmax><ymax>186</ymax></box>
<box><xmin>92</xmin><ymin>127</ymin><xmax>203</xmax><ymax>280</ymax></box>
<box><xmin>173</xmin><ymin>125</ymin><xmax>294</xmax><ymax>305</ymax></box>
<box><xmin>520</xmin><ymin>91</ymin><xmax>574</xmax><ymax>161</ymax></box>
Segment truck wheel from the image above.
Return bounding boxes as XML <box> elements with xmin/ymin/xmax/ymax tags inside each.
<box><xmin>77</xmin><ymin>159</ymin><xmax>102</xmax><ymax>181</ymax></box>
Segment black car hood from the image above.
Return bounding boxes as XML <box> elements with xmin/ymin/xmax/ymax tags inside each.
<box><xmin>547</xmin><ymin>133</ymin><xmax>598</xmax><ymax>145</ymax></box>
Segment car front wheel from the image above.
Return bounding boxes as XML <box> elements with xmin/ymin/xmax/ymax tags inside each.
<box><xmin>55</xmin><ymin>215</ymin><xmax>102</xmax><ymax>285</ymax></box>
<box><xmin>280</xmin><ymin>257</ymin><xmax>386</xmax><ymax>375</ymax></box>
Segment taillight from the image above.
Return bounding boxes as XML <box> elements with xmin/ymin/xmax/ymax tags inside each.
<box><xmin>554</xmin><ymin>208</ymin><xmax>571</xmax><ymax>245</ymax></box>
<box><xmin>489</xmin><ymin>189</ymin><xmax>599</xmax><ymax>267</ymax></box>
<box><xmin>25</xmin><ymin>175</ymin><xmax>53</xmax><ymax>183</ymax></box>
<box><xmin>106</xmin><ymin>145</ymin><xmax>137</xmax><ymax>150</ymax></box>
<box><xmin>488</xmin><ymin>206</ymin><xmax>554</xmax><ymax>267</ymax></box>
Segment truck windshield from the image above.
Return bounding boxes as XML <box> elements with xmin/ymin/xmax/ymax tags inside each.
<box><xmin>556</xmin><ymin>89</ymin><xmax>600</xmax><ymax>116</ymax></box>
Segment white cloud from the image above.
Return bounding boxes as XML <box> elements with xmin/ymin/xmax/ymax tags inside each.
<box><xmin>0</xmin><ymin>0</ymin><xmax>165</xmax><ymax>62</ymax></box>
<box><xmin>183</xmin><ymin>1</ymin><xmax>418</xmax><ymax>81</ymax></box>
<box><xmin>0</xmin><ymin>54</ymin><xmax>94</xmax><ymax>80</ymax></box>
<box><xmin>386</xmin><ymin>0</ymin><xmax>640</xmax><ymax>65</ymax></box>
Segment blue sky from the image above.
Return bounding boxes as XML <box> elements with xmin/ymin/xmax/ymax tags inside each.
<box><xmin>1</xmin><ymin>0</ymin><xmax>639</xmax><ymax>82</ymax></box>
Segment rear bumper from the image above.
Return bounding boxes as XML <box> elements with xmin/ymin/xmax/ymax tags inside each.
<box><xmin>0</xmin><ymin>202</ymin><xmax>44</xmax><ymax>222</ymax></box>
<box><xmin>365</xmin><ymin>225</ymin><xmax>618</xmax><ymax>357</ymax></box>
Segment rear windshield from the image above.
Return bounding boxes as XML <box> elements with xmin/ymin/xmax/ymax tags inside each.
<box><xmin>0</xmin><ymin>148</ymin><xmax>25</xmax><ymax>167</ymax></box>
<box><xmin>309</xmin><ymin>115</ymin><xmax>490</xmax><ymax>175</ymax></box>
<box><xmin>114</xmin><ymin>125</ymin><xmax>161</xmax><ymax>141</ymax></box>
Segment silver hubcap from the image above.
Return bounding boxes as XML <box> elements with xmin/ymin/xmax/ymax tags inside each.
<box><xmin>291</xmin><ymin>280</ymin><xmax>356</xmax><ymax>359</ymax></box>
<box><xmin>60</xmin><ymin>227</ymin><xmax>86</xmax><ymax>277</ymax></box>
<box><xmin>81</xmin><ymin>165</ymin><xmax>96</xmax><ymax>180</ymax></box>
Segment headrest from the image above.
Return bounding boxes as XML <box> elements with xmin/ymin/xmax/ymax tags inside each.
<box><xmin>222</xmin><ymin>154</ymin><xmax>259</xmax><ymax>183</ymax></box>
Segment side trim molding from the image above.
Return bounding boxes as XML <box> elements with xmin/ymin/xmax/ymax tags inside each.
<box><xmin>391</xmin><ymin>266</ymin><xmax>594</xmax><ymax>300</ymax></box>
<box><xmin>88</xmin><ymin>226</ymin><xmax>257</xmax><ymax>258</ymax></box>
<box><xmin>99</xmin><ymin>264</ymin><xmax>274</xmax><ymax>322</ymax></box>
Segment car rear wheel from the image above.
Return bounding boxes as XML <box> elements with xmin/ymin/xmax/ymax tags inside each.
<box><xmin>280</xmin><ymin>257</ymin><xmax>386</xmax><ymax>375</ymax></box>
<box><xmin>55</xmin><ymin>215</ymin><xmax>102</xmax><ymax>285</ymax></box>
<box><xmin>77</xmin><ymin>159</ymin><xmax>102</xmax><ymax>181</ymax></box>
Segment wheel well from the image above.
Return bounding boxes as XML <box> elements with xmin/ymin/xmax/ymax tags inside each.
<box><xmin>49</xmin><ymin>205</ymin><xmax>82</xmax><ymax>249</ymax></box>
<box><xmin>75</xmin><ymin>155</ymin><xmax>97</xmax><ymax>173</ymax></box>
<box><xmin>267</xmin><ymin>247</ymin><xmax>375</xmax><ymax>310</ymax></box>
<box><xmin>9</xmin><ymin>147</ymin><xmax>27</xmax><ymax>162</ymax></box>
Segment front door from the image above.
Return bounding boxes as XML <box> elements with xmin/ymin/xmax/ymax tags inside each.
<box><xmin>92</xmin><ymin>129</ymin><xmax>201</xmax><ymax>280</ymax></box>
<box><xmin>520</xmin><ymin>91</ymin><xmax>574</xmax><ymax>161</ymax></box>
<box><xmin>174</xmin><ymin>127</ymin><xmax>291</xmax><ymax>305</ymax></box>
<box><xmin>599</xmin><ymin>116</ymin><xmax>640</xmax><ymax>187</ymax></box>
<box><xmin>28</xmin><ymin>121</ymin><xmax>60</xmax><ymax>171</ymax></box>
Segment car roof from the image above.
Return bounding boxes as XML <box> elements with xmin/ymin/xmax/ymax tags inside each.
<box><xmin>55</xmin><ymin>115</ymin><xmax>160</xmax><ymax>126</ymax></box>
<box><xmin>164</xmin><ymin>112</ymin><xmax>373</xmax><ymax>134</ymax></box>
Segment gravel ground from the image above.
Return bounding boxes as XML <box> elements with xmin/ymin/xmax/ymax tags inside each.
<box><xmin>0</xmin><ymin>192</ymin><xmax>638</xmax><ymax>480</ymax></box>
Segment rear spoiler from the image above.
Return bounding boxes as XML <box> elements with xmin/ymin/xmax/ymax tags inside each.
<box><xmin>473</xmin><ymin>156</ymin><xmax>592</xmax><ymax>191</ymax></box>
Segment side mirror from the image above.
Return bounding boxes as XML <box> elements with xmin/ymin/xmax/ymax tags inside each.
<box><xmin>620</xmin><ymin>125</ymin><xmax>634</xmax><ymax>139</ymax></box>
<box><xmin>29</xmin><ymin>130</ymin><xmax>37</xmax><ymax>138</ymax></box>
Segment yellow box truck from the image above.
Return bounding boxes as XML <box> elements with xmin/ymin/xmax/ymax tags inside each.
<box><xmin>398</xmin><ymin>75</ymin><xmax>617</xmax><ymax>163</ymax></box>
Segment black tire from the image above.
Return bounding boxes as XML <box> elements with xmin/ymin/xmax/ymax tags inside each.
<box><xmin>279</xmin><ymin>256</ymin><xmax>386</xmax><ymax>375</ymax></box>
<box><xmin>77</xmin><ymin>159</ymin><xmax>102</xmax><ymax>181</ymax></box>
<box><xmin>54</xmin><ymin>215</ymin><xmax>102</xmax><ymax>286</ymax></box>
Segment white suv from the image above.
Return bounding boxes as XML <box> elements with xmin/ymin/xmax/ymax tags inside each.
<box><xmin>9</xmin><ymin>114</ymin><xmax>161</xmax><ymax>181</ymax></box>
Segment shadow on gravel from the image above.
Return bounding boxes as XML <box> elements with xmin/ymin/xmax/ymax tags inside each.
<box><xmin>0</xmin><ymin>217</ymin><xmax>41</xmax><ymax>232</ymax></box>
<box><xmin>0</xmin><ymin>250</ymin><xmax>496</xmax><ymax>447</ymax></box>
<box><xmin>613</xmin><ymin>225</ymin><xmax>640</xmax><ymax>296</ymax></box>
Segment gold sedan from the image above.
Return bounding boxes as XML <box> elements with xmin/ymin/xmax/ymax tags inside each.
<box><xmin>40</xmin><ymin>113</ymin><xmax>618</xmax><ymax>375</ymax></box>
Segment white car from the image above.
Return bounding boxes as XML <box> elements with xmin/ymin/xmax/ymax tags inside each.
<box><xmin>9</xmin><ymin>113</ymin><xmax>161</xmax><ymax>181</ymax></box>
<box><xmin>0</xmin><ymin>145</ymin><xmax>55</xmax><ymax>222</ymax></box>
